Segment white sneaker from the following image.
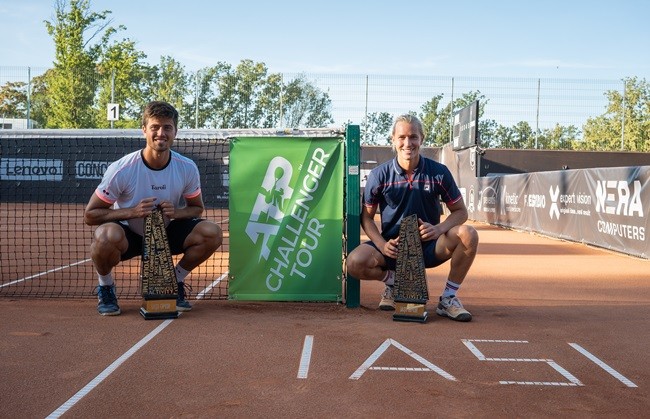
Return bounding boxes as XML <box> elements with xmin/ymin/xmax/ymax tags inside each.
<box><xmin>436</xmin><ymin>295</ymin><xmax>472</xmax><ymax>322</ymax></box>
<box><xmin>379</xmin><ymin>286</ymin><xmax>395</xmax><ymax>311</ymax></box>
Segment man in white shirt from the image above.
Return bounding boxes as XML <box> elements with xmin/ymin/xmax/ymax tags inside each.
<box><xmin>84</xmin><ymin>101</ymin><xmax>222</xmax><ymax>316</ymax></box>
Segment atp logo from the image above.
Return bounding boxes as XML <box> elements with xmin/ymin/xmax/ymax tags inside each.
<box><xmin>245</xmin><ymin>157</ymin><xmax>294</xmax><ymax>261</ymax></box>
<box><xmin>549</xmin><ymin>185</ymin><xmax>560</xmax><ymax>220</ymax></box>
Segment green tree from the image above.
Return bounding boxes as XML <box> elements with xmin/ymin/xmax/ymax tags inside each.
<box><xmin>494</xmin><ymin>124</ymin><xmax>514</xmax><ymax>148</ymax></box>
<box><xmin>28</xmin><ymin>72</ymin><xmax>53</xmax><ymax>128</ymax></box>
<box><xmin>0</xmin><ymin>81</ymin><xmax>28</xmax><ymax>118</ymax></box>
<box><xmin>44</xmin><ymin>0</ymin><xmax>116</xmax><ymax>128</ymax></box>
<box><xmin>419</xmin><ymin>91</ymin><xmax>488</xmax><ymax>147</ymax></box>
<box><xmin>511</xmin><ymin>121</ymin><xmax>534</xmax><ymax>149</ymax></box>
<box><xmin>581</xmin><ymin>77</ymin><xmax>649</xmax><ymax>151</ymax></box>
<box><xmin>419</xmin><ymin>93</ymin><xmax>445</xmax><ymax>146</ymax></box>
<box><xmin>477</xmin><ymin>119</ymin><xmax>500</xmax><ymax>148</ymax></box>
<box><xmin>95</xmin><ymin>38</ymin><xmax>151</xmax><ymax>128</ymax></box>
<box><xmin>537</xmin><ymin>123</ymin><xmax>581</xmax><ymax>150</ymax></box>
<box><xmin>143</xmin><ymin>56</ymin><xmax>189</xmax><ymax>124</ymax></box>
<box><xmin>190</xmin><ymin>60</ymin><xmax>333</xmax><ymax>129</ymax></box>
<box><xmin>361</xmin><ymin>111</ymin><xmax>393</xmax><ymax>145</ymax></box>
<box><xmin>184</xmin><ymin>64</ymin><xmax>227</xmax><ymax>128</ymax></box>
<box><xmin>281</xmin><ymin>75</ymin><xmax>334</xmax><ymax>128</ymax></box>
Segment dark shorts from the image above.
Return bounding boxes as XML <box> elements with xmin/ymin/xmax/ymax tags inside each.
<box><xmin>363</xmin><ymin>239</ymin><xmax>446</xmax><ymax>270</ymax></box>
<box><xmin>116</xmin><ymin>218</ymin><xmax>204</xmax><ymax>261</ymax></box>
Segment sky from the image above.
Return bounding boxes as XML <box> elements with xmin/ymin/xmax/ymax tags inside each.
<box><xmin>1</xmin><ymin>0</ymin><xmax>649</xmax><ymax>80</ymax></box>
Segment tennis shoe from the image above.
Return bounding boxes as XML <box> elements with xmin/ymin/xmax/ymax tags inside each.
<box><xmin>176</xmin><ymin>282</ymin><xmax>193</xmax><ymax>311</ymax></box>
<box><xmin>379</xmin><ymin>286</ymin><xmax>395</xmax><ymax>311</ymax></box>
<box><xmin>436</xmin><ymin>295</ymin><xmax>472</xmax><ymax>322</ymax></box>
<box><xmin>97</xmin><ymin>285</ymin><xmax>120</xmax><ymax>316</ymax></box>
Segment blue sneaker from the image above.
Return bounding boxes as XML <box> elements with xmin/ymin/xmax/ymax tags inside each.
<box><xmin>176</xmin><ymin>282</ymin><xmax>192</xmax><ymax>312</ymax></box>
<box><xmin>97</xmin><ymin>285</ymin><xmax>121</xmax><ymax>316</ymax></box>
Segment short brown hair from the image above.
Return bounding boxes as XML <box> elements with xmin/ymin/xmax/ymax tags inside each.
<box><xmin>142</xmin><ymin>101</ymin><xmax>179</xmax><ymax>129</ymax></box>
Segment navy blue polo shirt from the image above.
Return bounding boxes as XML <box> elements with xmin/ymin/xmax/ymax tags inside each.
<box><xmin>363</xmin><ymin>156</ymin><xmax>462</xmax><ymax>240</ymax></box>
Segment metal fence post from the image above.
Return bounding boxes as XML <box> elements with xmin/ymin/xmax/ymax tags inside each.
<box><xmin>345</xmin><ymin>124</ymin><xmax>361</xmax><ymax>308</ymax></box>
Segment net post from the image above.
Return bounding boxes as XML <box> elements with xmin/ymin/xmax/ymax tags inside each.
<box><xmin>345</xmin><ymin>124</ymin><xmax>361</xmax><ymax>308</ymax></box>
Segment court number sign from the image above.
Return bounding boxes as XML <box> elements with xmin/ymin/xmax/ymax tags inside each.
<box><xmin>107</xmin><ymin>103</ymin><xmax>120</xmax><ymax>121</ymax></box>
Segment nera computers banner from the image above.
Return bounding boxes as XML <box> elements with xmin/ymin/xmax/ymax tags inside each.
<box><xmin>229</xmin><ymin>137</ymin><xmax>344</xmax><ymax>301</ymax></box>
<box><xmin>468</xmin><ymin>166</ymin><xmax>649</xmax><ymax>259</ymax></box>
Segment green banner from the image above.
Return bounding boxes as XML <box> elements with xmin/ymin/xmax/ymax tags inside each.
<box><xmin>229</xmin><ymin>137</ymin><xmax>344</xmax><ymax>301</ymax></box>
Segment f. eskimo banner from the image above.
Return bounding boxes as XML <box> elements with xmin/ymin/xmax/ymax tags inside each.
<box><xmin>467</xmin><ymin>166</ymin><xmax>649</xmax><ymax>259</ymax></box>
<box><xmin>229</xmin><ymin>137</ymin><xmax>344</xmax><ymax>300</ymax></box>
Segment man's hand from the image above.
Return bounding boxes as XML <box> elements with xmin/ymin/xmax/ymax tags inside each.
<box><xmin>157</xmin><ymin>200</ymin><xmax>176</xmax><ymax>219</ymax></box>
<box><xmin>381</xmin><ymin>237</ymin><xmax>400</xmax><ymax>259</ymax></box>
<box><xmin>418</xmin><ymin>218</ymin><xmax>443</xmax><ymax>241</ymax></box>
<box><xmin>133</xmin><ymin>197</ymin><xmax>158</xmax><ymax>218</ymax></box>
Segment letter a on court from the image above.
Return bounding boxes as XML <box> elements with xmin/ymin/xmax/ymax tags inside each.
<box><xmin>349</xmin><ymin>339</ymin><xmax>456</xmax><ymax>381</ymax></box>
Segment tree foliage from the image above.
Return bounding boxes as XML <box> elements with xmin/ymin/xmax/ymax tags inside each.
<box><xmin>44</xmin><ymin>0</ymin><xmax>114</xmax><ymax>127</ymax></box>
<box><xmin>581</xmin><ymin>77</ymin><xmax>650</xmax><ymax>151</ymax></box>
<box><xmin>0</xmin><ymin>2</ymin><xmax>333</xmax><ymax>130</ymax></box>
<box><xmin>0</xmin><ymin>81</ymin><xmax>28</xmax><ymax>118</ymax></box>
<box><xmin>95</xmin><ymin>38</ymin><xmax>150</xmax><ymax>128</ymax></box>
<box><xmin>361</xmin><ymin>111</ymin><xmax>393</xmax><ymax>145</ymax></box>
<box><xmin>419</xmin><ymin>91</ymin><xmax>488</xmax><ymax>147</ymax></box>
<box><xmin>1</xmin><ymin>1</ymin><xmax>647</xmax><ymax>148</ymax></box>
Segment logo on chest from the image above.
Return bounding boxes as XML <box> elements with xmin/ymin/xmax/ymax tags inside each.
<box><xmin>151</xmin><ymin>184</ymin><xmax>167</xmax><ymax>190</ymax></box>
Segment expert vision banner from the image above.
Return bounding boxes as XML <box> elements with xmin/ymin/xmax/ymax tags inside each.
<box><xmin>229</xmin><ymin>137</ymin><xmax>344</xmax><ymax>301</ymax></box>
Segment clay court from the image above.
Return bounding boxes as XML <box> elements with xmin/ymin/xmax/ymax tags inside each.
<box><xmin>1</xmin><ymin>220</ymin><xmax>648</xmax><ymax>418</ymax></box>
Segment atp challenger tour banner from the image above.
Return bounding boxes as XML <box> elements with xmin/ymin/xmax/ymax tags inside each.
<box><xmin>229</xmin><ymin>137</ymin><xmax>344</xmax><ymax>301</ymax></box>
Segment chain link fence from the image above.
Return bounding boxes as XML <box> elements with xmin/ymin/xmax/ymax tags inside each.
<box><xmin>0</xmin><ymin>66</ymin><xmax>629</xmax><ymax>149</ymax></box>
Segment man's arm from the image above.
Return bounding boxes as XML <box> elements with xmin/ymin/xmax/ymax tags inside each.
<box><xmin>418</xmin><ymin>198</ymin><xmax>468</xmax><ymax>241</ymax></box>
<box><xmin>443</xmin><ymin>198</ymin><xmax>469</xmax><ymax>228</ymax></box>
<box><xmin>361</xmin><ymin>204</ymin><xmax>398</xmax><ymax>259</ymax></box>
<box><xmin>83</xmin><ymin>193</ymin><xmax>159</xmax><ymax>226</ymax></box>
<box><xmin>158</xmin><ymin>194</ymin><xmax>205</xmax><ymax>220</ymax></box>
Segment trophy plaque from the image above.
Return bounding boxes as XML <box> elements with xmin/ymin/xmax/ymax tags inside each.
<box><xmin>140</xmin><ymin>207</ymin><xmax>179</xmax><ymax>320</ymax></box>
<box><xmin>392</xmin><ymin>214</ymin><xmax>429</xmax><ymax>323</ymax></box>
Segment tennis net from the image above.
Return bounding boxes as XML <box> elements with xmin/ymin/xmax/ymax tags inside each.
<box><xmin>0</xmin><ymin>128</ymin><xmax>340</xmax><ymax>299</ymax></box>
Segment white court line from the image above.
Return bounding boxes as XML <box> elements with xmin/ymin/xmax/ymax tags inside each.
<box><xmin>196</xmin><ymin>272</ymin><xmax>229</xmax><ymax>299</ymax></box>
<box><xmin>297</xmin><ymin>335</ymin><xmax>314</xmax><ymax>379</ymax></box>
<box><xmin>46</xmin><ymin>320</ymin><xmax>174</xmax><ymax>419</ymax></box>
<box><xmin>1</xmin><ymin>259</ymin><xmax>91</xmax><ymax>288</ymax></box>
<box><xmin>569</xmin><ymin>343</ymin><xmax>638</xmax><ymax>388</ymax></box>
<box><xmin>45</xmin><ymin>268</ymin><xmax>228</xmax><ymax>417</ymax></box>
<box><xmin>349</xmin><ymin>339</ymin><xmax>456</xmax><ymax>381</ymax></box>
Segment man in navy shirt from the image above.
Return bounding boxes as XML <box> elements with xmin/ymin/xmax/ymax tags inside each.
<box><xmin>347</xmin><ymin>114</ymin><xmax>479</xmax><ymax>321</ymax></box>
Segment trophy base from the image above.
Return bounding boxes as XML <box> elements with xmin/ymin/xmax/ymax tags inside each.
<box><xmin>140</xmin><ymin>299</ymin><xmax>179</xmax><ymax>320</ymax></box>
<box><xmin>393</xmin><ymin>302</ymin><xmax>428</xmax><ymax>323</ymax></box>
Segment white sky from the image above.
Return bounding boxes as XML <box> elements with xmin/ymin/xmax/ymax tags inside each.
<box><xmin>1</xmin><ymin>0</ymin><xmax>648</xmax><ymax>80</ymax></box>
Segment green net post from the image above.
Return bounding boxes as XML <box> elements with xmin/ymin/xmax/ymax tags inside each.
<box><xmin>345</xmin><ymin>124</ymin><xmax>361</xmax><ymax>308</ymax></box>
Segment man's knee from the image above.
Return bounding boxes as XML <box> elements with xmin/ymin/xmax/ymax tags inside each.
<box><xmin>348</xmin><ymin>245</ymin><xmax>373</xmax><ymax>276</ymax></box>
<box><xmin>192</xmin><ymin>221</ymin><xmax>223</xmax><ymax>250</ymax></box>
<box><xmin>458</xmin><ymin>224</ymin><xmax>479</xmax><ymax>249</ymax></box>
<box><xmin>93</xmin><ymin>223</ymin><xmax>126</xmax><ymax>249</ymax></box>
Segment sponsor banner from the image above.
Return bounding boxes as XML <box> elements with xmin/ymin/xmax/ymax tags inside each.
<box><xmin>75</xmin><ymin>160</ymin><xmax>112</xmax><ymax>179</ymax></box>
<box><xmin>0</xmin><ymin>158</ymin><xmax>63</xmax><ymax>181</ymax></box>
<box><xmin>469</xmin><ymin>166</ymin><xmax>649</xmax><ymax>259</ymax></box>
<box><xmin>229</xmin><ymin>137</ymin><xmax>344</xmax><ymax>301</ymax></box>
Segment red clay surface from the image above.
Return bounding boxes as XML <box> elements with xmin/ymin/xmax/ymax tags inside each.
<box><xmin>1</xmin><ymin>222</ymin><xmax>648</xmax><ymax>418</ymax></box>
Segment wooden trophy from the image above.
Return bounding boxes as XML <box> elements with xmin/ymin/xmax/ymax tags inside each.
<box><xmin>392</xmin><ymin>214</ymin><xmax>429</xmax><ymax>323</ymax></box>
<box><xmin>140</xmin><ymin>207</ymin><xmax>179</xmax><ymax>320</ymax></box>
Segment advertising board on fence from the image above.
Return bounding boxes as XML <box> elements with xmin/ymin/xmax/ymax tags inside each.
<box><xmin>229</xmin><ymin>137</ymin><xmax>344</xmax><ymax>301</ymax></box>
<box><xmin>467</xmin><ymin>166</ymin><xmax>649</xmax><ymax>259</ymax></box>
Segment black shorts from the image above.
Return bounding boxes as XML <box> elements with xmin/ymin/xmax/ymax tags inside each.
<box><xmin>363</xmin><ymin>239</ymin><xmax>445</xmax><ymax>270</ymax></box>
<box><xmin>116</xmin><ymin>218</ymin><xmax>204</xmax><ymax>261</ymax></box>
